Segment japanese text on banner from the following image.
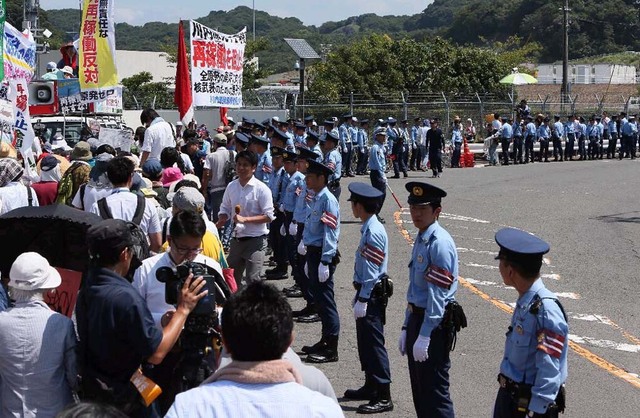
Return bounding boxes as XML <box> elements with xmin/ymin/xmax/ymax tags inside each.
<box><xmin>3</xmin><ymin>21</ymin><xmax>36</xmax><ymax>81</ymax></box>
<box><xmin>79</xmin><ymin>0</ymin><xmax>118</xmax><ymax>101</ymax></box>
<box><xmin>190</xmin><ymin>21</ymin><xmax>245</xmax><ymax>108</ymax></box>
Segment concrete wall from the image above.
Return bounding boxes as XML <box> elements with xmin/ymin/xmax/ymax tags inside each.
<box><xmin>537</xmin><ymin>64</ymin><xmax>637</xmax><ymax>85</ymax></box>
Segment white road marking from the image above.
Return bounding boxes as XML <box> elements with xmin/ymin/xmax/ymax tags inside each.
<box><xmin>569</xmin><ymin>335</ymin><xmax>640</xmax><ymax>353</ymax></box>
<box><xmin>571</xmin><ymin>314</ymin><xmax>615</xmax><ymax>326</ymax></box>
<box><xmin>555</xmin><ymin>292</ymin><xmax>581</xmax><ymax>300</ymax></box>
<box><xmin>457</xmin><ymin>247</ymin><xmax>498</xmax><ymax>256</ymax></box>
<box><xmin>440</xmin><ymin>214</ymin><xmax>490</xmax><ymax>224</ymax></box>
<box><xmin>451</xmin><ymin>234</ymin><xmax>495</xmax><ymax>244</ymax></box>
<box><xmin>465</xmin><ymin>262</ymin><xmax>499</xmax><ymax>270</ymax></box>
<box><xmin>541</xmin><ymin>273</ymin><xmax>561</xmax><ymax>281</ymax></box>
<box><xmin>465</xmin><ymin>278</ymin><xmax>502</xmax><ymax>287</ymax></box>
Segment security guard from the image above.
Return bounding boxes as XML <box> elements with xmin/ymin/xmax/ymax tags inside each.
<box><xmin>398</xmin><ymin>182</ymin><xmax>461</xmax><ymax>417</ymax></box>
<box><xmin>493</xmin><ymin>228</ymin><xmax>568</xmax><ymax>418</ymax></box>
<box><xmin>537</xmin><ymin>118</ymin><xmax>550</xmax><ymax>163</ymax></box>
<box><xmin>265</xmin><ymin>146</ymin><xmax>288</xmax><ymax>280</ymax></box>
<box><xmin>552</xmin><ymin>115</ymin><xmax>564</xmax><ymax>162</ymax></box>
<box><xmin>299</xmin><ymin>159</ymin><xmax>341</xmax><ymax>364</ymax></box>
<box><xmin>524</xmin><ymin>115</ymin><xmax>537</xmax><ymax>164</ymax></box>
<box><xmin>321</xmin><ymin>131</ymin><xmax>343</xmax><ymax>199</ymax></box>
<box><xmin>306</xmin><ymin>130</ymin><xmax>323</xmax><ymax>160</ymax></box>
<box><xmin>344</xmin><ymin>182</ymin><xmax>393</xmax><ymax>414</ymax></box>
<box><xmin>339</xmin><ymin>114</ymin><xmax>354</xmax><ymax>177</ymax></box>
<box><xmin>249</xmin><ymin>134</ymin><xmax>272</xmax><ymax>185</ymax></box>
<box><xmin>356</xmin><ymin>119</ymin><xmax>370</xmax><ymax>175</ymax></box>
<box><xmin>368</xmin><ymin>127</ymin><xmax>387</xmax><ymax>223</ymax></box>
<box><xmin>499</xmin><ymin>116</ymin><xmax>513</xmax><ymax>166</ymax></box>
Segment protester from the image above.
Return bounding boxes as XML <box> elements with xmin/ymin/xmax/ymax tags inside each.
<box><xmin>72</xmin><ymin>146</ymin><xmax>116</xmax><ymax>211</ymax></box>
<box><xmin>42</xmin><ymin>61</ymin><xmax>63</xmax><ymax>80</ymax></box>
<box><xmin>141</xmin><ymin>159</ymin><xmax>170</xmax><ymax>209</ymax></box>
<box><xmin>139</xmin><ymin>108</ymin><xmax>176</xmax><ymax>166</ymax></box>
<box><xmin>57</xmin><ymin>42</ymin><xmax>78</xmax><ymax>76</ymax></box>
<box><xmin>76</xmin><ymin>219</ymin><xmax>206</xmax><ymax>417</ymax></box>
<box><xmin>165</xmin><ymin>282</ymin><xmax>344</xmax><ymax>417</ymax></box>
<box><xmin>56</xmin><ymin>402</ymin><xmax>129</xmax><ymax>418</ymax></box>
<box><xmin>0</xmin><ymin>252</ymin><xmax>77</xmax><ymax>418</ymax></box>
<box><xmin>0</xmin><ymin>158</ymin><xmax>39</xmax><ymax>215</ymax></box>
<box><xmin>202</xmin><ymin>133</ymin><xmax>234</xmax><ymax>222</ymax></box>
<box><xmin>32</xmin><ymin>155</ymin><xmax>62</xmax><ymax>205</ymax></box>
<box><xmin>55</xmin><ymin>141</ymin><xmax>93</xmax><ymax>206</ymax></box>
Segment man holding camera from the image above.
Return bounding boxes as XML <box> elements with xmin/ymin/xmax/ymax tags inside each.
<box><xmin>77</xmin><ymin>219</ymin><xmax>207</xmax><ymax>417</ymax></box>
<box><xmin>132</xmin><ymin>210</ymin><xmax>223</xmax><ymax>412</ymax></box>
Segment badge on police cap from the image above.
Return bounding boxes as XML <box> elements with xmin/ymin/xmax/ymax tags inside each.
<box><xmin>413</xmin><ymin>186</ymin><xmax>423</xmax><ymax>197</ymax></box>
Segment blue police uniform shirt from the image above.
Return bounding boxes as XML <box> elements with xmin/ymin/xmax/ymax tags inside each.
<box><xmin>323</xmin><ymin>149</ymin><xmax>342</xmax><ymax>182</ymax></box>
<box><xmin>608</xmin><ymin>120</ymin><xmax>617</xmax><ymax>135</ymax></box>
<box><xmin>386</xmin><ymin>127</ymin><xmax>398</xmax><ymax>148</ymax></box>
<box><xmin>269</xmin><ymin>167</ymin><xmax>287</xmax><ymax>205</ymax></box>
<box><xmin>565</xmin><ymin>121</ymin><xmax>575</xmax><ymax>135</ymax></box>
<box><xmin>451</xmin><ymin>128</ymin><xmax>463</xmax><ymax>144</ymax></box>
<box><xmin>283</xmin><ymin>171</ymin><xmax>305</xmax><ymax>213</ymax></box>
<box><xmin>513</xmin><ymin>123</ymin><xmax>523</xmax><ymax>137</ymax></box>
<box><xmin>294</xmin><ymin>133</ymin><xmax>307</xmax><ymax>147</ymax></box>
<box><xmin>358</xmin><ymin>128</ymin><xmax>367</xmax><ymax>148</ymax></box>
<box><xmin>501</xmin><ymin>123</ymin><xmax>513</xmax><ymax>139</ymax></box>
<box><xmin>339</xmin><ymin>123</ymin><xmax>351</xmax><ymax>148</ymax></box>
<box><xmin>525</xmin><ymin>122</ymin><xmax>537</xmax><ymax>138</ymax></box>
<box><xmin>579</xmin><ymin>122</ymin><xmax>587</xmax><ymax>137</ymax></box>
<box><xmin>404</xmin><ymin>221</ymin><xmax>458</xmax><ymax>338</ymax></box>
<box><xmin>354</xmin><ymin>215</ymin><xmax>388</xmax><ymax>300</ymax></box>
<box><xmin>500</xmin><ymin>279</ymin><xmax>568</xmax><ymax>414</ymax></box>
<box><xmin>553</xmin><ymin>121</ymin><xmax>564</xmax><ymax>138</ymax></box>
<box><xmin>411</xmin><ymin>126</ymin><xmax>420</xmax><ymax>145</ymax></box>
<box><xmin>311</xmin><ymin>144</ymin><xmax>323</xmax><ymax>160</ymax></box>
<box><xmin>255</xmin><ymin>151</ymin><xmax>273</xmax><ymax>185</ymax></box>
<box><xmin>586</xmin><ymin>123</ymin><xmax>597</xmax><ymax>138</ymax></box>
<box><xmin>596</xmin><ymin>122</ymin><xmax>604</xmax><ymax>138</ymax></box>
<box><xmin>369</xmin><ymin>141</ymin><xmax>386</xmax><ymax>172</ymax></box>
<box><xmin>303</xmin><ymin>187</ymin><xmax>340</xmax><ymax>264</ymax></box>
<box><xmin>293</xmin><ymin>183</ymin><xmax>313</xmax><ymax>224</ymax></box>
<box><xmin>349</xmin><ymin>125</ymin><xmax>359</xmax><ymax>146</ymax></box>
<box><xmin>537</xmin><ymin>124</ymin><xmax>550</xmax><ymax>139</ymax></box>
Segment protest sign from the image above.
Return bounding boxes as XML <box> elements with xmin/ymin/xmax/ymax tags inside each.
<box><xmin>190</xmin><ymin>21</ymin><xmax>245</xmax><ymax>108</ymax></box>
<box><xmin>99</xmin><ymin>127</ymin><xmax>132</xmax><ymax>151</ymax></box>
<box><xmin>3</xmin><ymin>21</ymin><xmax>36</xmax><ymax>81</ymax></box>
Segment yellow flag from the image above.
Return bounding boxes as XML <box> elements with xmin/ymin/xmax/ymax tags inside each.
<box><xmin>79</xmin><ymin>0</ymin><xmax>118</xmax><ymax>102</ymax></box>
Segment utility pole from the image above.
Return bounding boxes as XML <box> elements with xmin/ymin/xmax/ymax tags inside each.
<box><xmin>252</xmin><ymin>0</ymin><xmax>256</xmax><ymax>42</ymax></box>
<box><xmin>561</xmin><ymin>0</ymin><xmax>570</xmax><ymax>110</ymax></box>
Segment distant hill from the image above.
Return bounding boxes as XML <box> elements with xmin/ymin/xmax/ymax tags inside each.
<box><xmin>23</xmin><ymin>0</ymin><xmax>640</xmax><ymax>75</ymax></box>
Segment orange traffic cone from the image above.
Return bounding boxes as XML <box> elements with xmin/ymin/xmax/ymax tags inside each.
<box><xmin>463</xmin><ymin>139</ymin><xmax>475</xmax><ymax>168</ymax></box>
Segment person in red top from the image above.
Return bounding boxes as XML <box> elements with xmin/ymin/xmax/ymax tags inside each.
<box><xmin>32</xmin><ymin>155</ymin><xmax>62</xmax><ymax>206</ymax></box>
<box><xmin>57</xmin><ymin>42</ymin><xmax>78</xmax><ymax>77</ymax></box>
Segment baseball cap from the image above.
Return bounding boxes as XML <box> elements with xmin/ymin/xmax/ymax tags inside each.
<box><xmin>46</xmin><ymin>61</ymin><xmax>57</xmax><ymax>70</ymax></box>
<box><xmin>9</xmin><ymin>252</ymin><xmax>62</xmax><ymax>291</ymax></box>
<box><xmin>87</xmin><ymin>219</ymin><xmax>136</xmax><ymax>259</ymax></box>
<box><xmin>172</xmin><ymin>187</ymin><xmax>205</xmax><ymax>214</ymax></box>
<box><xmin>142</xmin><ymin>159</ymin><xmax>163</xmax><ymax>178</ymax></box>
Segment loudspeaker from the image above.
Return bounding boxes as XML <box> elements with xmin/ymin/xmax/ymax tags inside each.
<box><xmin>28</xmin><ymin>81</ymin><xmax>59</xmax><ymax>115</ymax></box>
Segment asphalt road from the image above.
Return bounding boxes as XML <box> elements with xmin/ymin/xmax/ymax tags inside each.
<box><xmin>270</xmin><ymin>158</ymin><xmax>640</xmax><ymax>417</ymax></box>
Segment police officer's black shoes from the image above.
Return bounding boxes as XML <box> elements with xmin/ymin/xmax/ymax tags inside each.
<box><xmin>356</xmin><ymin>383</ymin><xmax>393</xmax><ymax>414</ymax></box>
<box><xmin>296</xmin><ymin>313</ymin><xmax>321</xmax><ymax>323</ymax></box>
<box><xmin>265</xmin><ymin>267</ymin><xmax>288</xmax><ymax>280</ymax></box>
<box><xmin>306</xmin><ymin>336</ymin><xmax>338</xmax><ymax>363</ymax></box>
<box><xmin>344</xmin><ymin>375</ymin><xmax>378</xmax><ymax>400</ymax></box>
<box><xmin>301</xmin><ymin>338</ymin><xmax>325</xmax><ymax>354</ymax></box>
<box><xmin>292</xmin><ymin>304</ymin><xmax>315</xmax><ymax>318</ymax></box>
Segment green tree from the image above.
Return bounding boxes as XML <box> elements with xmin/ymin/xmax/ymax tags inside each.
<box><xmin>121</xmin><ymin>71</ymin><xmax>172</xmax><ymax>110</ymax></box>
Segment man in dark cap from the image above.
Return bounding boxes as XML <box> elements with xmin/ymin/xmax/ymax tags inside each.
<box><xmin>398</xmin><ymin>182</ymin><xmax>464</xmax><ymax>417</ymax></box>
<box><xmin>343</xmin><ymin>183</ymin><xmax>393</xmax><ymax>414</ymax></box>
<box><xmin>293</xmin><ymin>122</ymin><xmax>307</xmax><ymax>148</ymax></box>
<box><xmin>524</xmin><ymin>115</ymin><xmax>537</xmax><ymax>164</ymax></box>
<box><xmin>425</xmin><ymin>119</ymin><xmax>445</xmax><ymax>177</ymax></box>
<box><xmin>76</xmin><ymin>219</ymin><xmax>206</xmax><ymax>417</ymax></box>
<box><xmin>356</xmin><ymin>119</ymin><xmax>370</xmax><ymax>175</ymax></box>
<box><xmin>538</xmin><ymin>117</ymin><xmax>551</xmax><ymax>162</ymax></box>
<box><xmin>551</xmin><ymin>115</ymin><xmax>564</xmax><ymax>162</ymax></box>
<box><xmin>249</xmin><ymin>135</ymin><xmax>272</xmax><ymax>186</ymax></box>
<box><xmin>299</xmin><ymin>160</ymin><xmax>341</xmax><ymax>364</ymax></box>
<box><xmin>493</xmin><ymin>228</ymin><xmax>568</xmax><ymax>418</ymax></box>
<box><xmin>320</xmin><ymin>131</ymin><xmax>342</xmax><ymax>199</ymax></box>
<box><xmin>305</xmin><ymin>131</ymin><xmax>323</xmax><ymax>160</ymax></box>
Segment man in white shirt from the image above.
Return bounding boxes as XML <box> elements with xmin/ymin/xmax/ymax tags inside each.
<box><xmin>90</xmin><ymin>156</ymin><xmax>162</xmax><ymax>252</ymax></box>
<box><xmin>202</xmin><ymin>133</ymin><xmax>234</xmax><ymax>222</ymax></box>
<box><xmin>217</xmin><ymin>150</ymin><xmax>275</xmax><ymax>287</ymax></box>
<box><xmin>139</xmin><ymin>108</ymin><xmax>176</xmax><ymax>166</ymax></box>
<box><xmin>165</xmin><ymin>281</ymin><xmax>343</xmax><ymax>418</ymax></box>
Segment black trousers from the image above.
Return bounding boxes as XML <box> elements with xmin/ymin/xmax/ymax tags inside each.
<box><xmin>406</xmin><ymin>311</ymin><xmax>454</xmax><ymax>418</ymax></box>
<box><xmin>356</xmin><ymin>147</ymin><xmax>369</xmax><ymax>174</ymax></box>
<box><xmin>356</xmin><ymin>293</ymin><xmax>391</xmax><ymax>384</ymax></box>
<box><xmin>500</xmin><ymin>138</ymin><xmax>510</xmax><ymax>164</ymax></box>
<box><xmin>342</xmin><ymin>143</ymin><xmax>353</xmax><ymax>175</ymax></box>
<box><xmin>524</xmin><ymin>136</ymin><xmax>535</xmax><ymax>162</ymax></box>
<box><xmin>269</xmin><ymin>212</ymin><xmax>287</xmax><ymax>269</ymax></box>
<box><xmin>452</xmin><ymin>142</ymin><xmax>462</xmax><ymax>167</ymax></box>
<box><xmin>429</xmin><ymin>149</ymin><xmax>443</xmax><ymax>175</ymax></box>
<box><xmin>293</xmin><ymin>224</ymin><xmax>313</xmax><ymax>303</ymax></box>
<box><xmin>410</xmin><ymin>145</ymin><xmax>422</xmax><ymax>169</ymax></box>
<box><xmin>393</xmin><ymin>148</ymin><xmax>407</xmax><ymax>176</ymax></box>
<box><xmin>493</xmin><ymin>387</ymin><xmax>559</xmax><ymax>418</ymax></box>
<box><xmin>552</xmin><ymin>136</ymin><xmax>563</xmax><ymax>160</ymax></box>
<box><xmin>369</xmin><ymin>170</ymin><xmax>386</xmax><ymax>213</ymax></box>
<box><xmin>306</xmin><ymin>246</ymin><xmax>340</xmax><ymax>338</ymax></box>
<box><xmin>539</xmin><ymin>139</ymin><xmax>549</xmax><ymax>161</ymax></box>
<box><xmin>607</xmin><ymin>133</ymin><xmax>618</xmax><ymax>157</ymax></box>
<box><xmin>565</xmin><ymin>133</ymin><xmax>575</xmax><ymax>159</ymax></box>
<box><xmin>513</xmin><ymin>137</ymin><xmax>523</xmax><ymax>163</ymax></box>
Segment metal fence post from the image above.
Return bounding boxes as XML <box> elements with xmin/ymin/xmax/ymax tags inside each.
<box><xmin>442</xmin><ymin>92</ymin><xmax>450</xmax><ymax>134</ymax></box>
<box><xmin>350</xmin><ymin>91</ymin><xmax>354</xmax><ymax>115</ymax></box>
<box><xmin>476</xmin><ymin>92</ymin><xmax>483</xmax><ymax>134</ymax></box>
<box><xmin>403</xmin><ymin>91</ymin><xmax>409</xmax><ymax>120</ymax></box>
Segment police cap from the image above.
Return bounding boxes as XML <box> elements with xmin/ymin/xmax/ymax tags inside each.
<box><xmin>304</xmin><ymin>115</ymin><xmax>315</xmax><ymax>122</ymax></box>
<box><xmin>324</xmin><ymin>131</ymin><xmax>339</xmax><ymax>143</ymax></box>
<box><xmin>347</xmin><ymin>182</ymin><xmax>383</xmax><ymax>204</ymax></box>
<box><xmin>342</xmin><ymin>113</ymin><xmax>353</xmax><ymax>119</ymax></box>
<box><xmin>405</xmin><ymin>181</ymin><xmax>447</xmax><ymax>205</ymax></box>
<box><xmin>306</xmin><ymin>131</ymin><xmax>320</xmax><ymax>142</ymax></box>
<box><xmin>235</xmin><ymin>132</ymin><xmax>251</xmax><ymax>144</ymax></box>
<box><xmin>250</xmin><ymin>134</ymin><xmax>270</xmax><ymax>146</ymax></box>
<box><xmin>281</xmin><ymin>149</ymin><xmax>298</xmax><ymax>162</ymax></box>
<box><xmin>388</xmin><ymin>117</ymin><xmax>397</xmax><ymax>125</ymax></box>
<box><xmin>270</xmin><ymin>146</ymin><xmax>286</xmax><ymax>158</ymax></box>
<box><xmin>305</xmin><ymin>159</ymin><xmax>334</xmax><ymax>177</ymax></box>
<box><xmin>271</xmin><ymin>129</ymin><xmax>289</xmax><ymax>142</ymax></box>
<box><xmin>323</xmin><ymin>119</ymin><xmax>335</xmax><ymax>126</ymax></box>
<box><xmin>297</xmin><ymin>147</ymin><xmax>319</xmax><ymax>161</ymax></box>
<box><xmin>294</xmin><ymin>122</ymin><xmax>306</xmax><ymax>130</ymax></box>
<box><xmin>494</xmin><ymin>227</ymin><xmax>549</xmax><ymax>271</ymax></box>
<box><xmin>360</xmin><ymin>119</ymin><xmax>369</xmax><ymax>125</ymax></box>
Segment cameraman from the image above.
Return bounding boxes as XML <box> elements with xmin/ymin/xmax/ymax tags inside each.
<box><xmin>132</xmin><ymin>210</ymin><xmax>223</xmax><ymax>412</ymax></box>
<box><xmin>77</xmin><ymin>219</ymin><xmax>206</xmax><ymax>418</ymax></box>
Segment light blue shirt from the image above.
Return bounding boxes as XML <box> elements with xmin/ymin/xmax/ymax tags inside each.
<box><xmin>311</xmin><ymin>144</ymin><xmax>323</xmax><ymax>160</ymax></box>
<box><xmin>451</xmin><ymin>128</ymin><xmax>463</xmax><ymax>144</ymax></box>
<box><xmin>269</xmin><ymin>167</ymin><xmax>287</xmax><ymax>205</ymax></box>
<box><xmin>0</xmin><ymin>285</ymin><xmax>8</xmax><ymax>312</ymax></box>
<box><xmin>323</xmin><ymin>148</ymin><xmax>342</xmax><ymax>182</ymax></box>
<box><xmin>294</xmin><ymin>133</ymin><xmax>307</xmax><ymax>147</ymax></box>
<box><xmin>166</xmin><ymin>380</ymin><xmax>344</xmax><ymax>418</ymax></box>
<box><xmin>293</xmin><ymin>183</ymin><xmax>313</xmax><ymax>224</ymax></box>
<box><xmin>525</xmin><ymin>122</ymin><xmax>537</xmax><ymax>138</ymax></box>
<box><xmin>553</xmin><ymin>121</ymin><xmax>564</xmax><ymax>138</ymax></box>
<box><xmin>283</xmin><ymin>171</ymin><xmax>304</xmax><ymax>212</ymax></box>
<box><xmin>354</xmin><ymin>215</ymin><xmax>388</xmax><ymax>300</ymax></box>
<box><xmin>303</xmin><ymin>187</ymin><xmax>340</xmax><ymax>264</ymax></box>
<box><xmin>339</xmin><ymin>123</ymin><xmax>351</xmax><ymax>148</ymax></box>
<box><xmin>500</xmin><ymin>123</ymin><xmax>513</xmax><ymax>139</ymax></box>
<box><xmin>537</xmin><ymin>124</ymin><xmax>550</xmax><ymax>139</ymax></box>
<box><xmin>608</xmin><ymin>120</ymin><xmax>617</xmax><ymax>136</ymax></box>
<box><xmin>368</xmin><ymin>141</ymin><xmax>386</xmax><ymax>172</ymax></box>
<box><xmin>357</xmin><ymin>128</ymin><xmax>367</xmax><ymax>148</ymax></box>
<box><xmin>404</xmin><ymin>221</ymin><xmax>458</xmax><ymax>338</ymax></box>
<box><xmin>255</xmin><ymin>152</ymin><xmax>273</xmax><ymax>185</ymax></box>
<box><xmin>348</xmin><ymin>125</ymin><xmax>359</xmax><ymax>146</ymax></box>
<box><xmin>565</xmin><ymin>121</ymin><xmax>576</xmax><ymax>135</ymax></box>
<box><xmin>499</xmin><ymin>279</ymin><xmax>568</xmax><ymax>414</ymax></box>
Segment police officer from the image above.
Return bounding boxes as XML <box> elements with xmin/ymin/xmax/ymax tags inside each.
<box><xmin>564</xmin><ymin>115</ymin><xmax>576</xmax><ymax>161</ymax></box>
<box><xmin>606</xmin><ymin>114</ymin><xmax>618</xmax><ymax>159</ymax></box>
<box><xmin>426</xmin><ymin>119</ymin><xmax>445</xmax><ymax>177</ymax></box>
<box><xmin>577</xmin><ymin>116</ymin><xmax>587</xmax><ymax>161</ymax></box>
<box><xmin>513</xmin><ymin>117</ymin><xmax>524</xmax><ymax>164</ymax></box>
<box><xmin>493</xmin><ymin>228</ymin><xmax>568</xmax><ymax>418</ymax></box>
<box><xmin>538</xmin><ymin>118</ymin><xmax>551</xmax><ymax>163</ymax></box>
<box><xmin>306</xmin><ymin>131</ymin><xmax>323</xmax><ymax>160</ymax></box>
<box><xmin>293</xmin><ymin>122</ymin><xmax>307</xmax><ymax>148</ymax></box>
<box><xmin>265</xmin><ymin>146</ymin><xmax>288</xmax><ymax>280</ymax></box>
<box><xmin>339</xmin><ymin>114</ymin><xmax>355</xmax><ymax>177</ymax></box>
<box><xmin>321</xmin><ymin>131</ymin><xmax>343</xmax><ymax>199</ymax></box>
<box><xmin>356</xmin><ymin>119</ymin><xmax>370</xmax><ymax>175</ymax></box>
<box><xmin>248</xmin><ymin>134</ymin><xmax>272</xmax><ymax>185</ymax></box>
<box><xmin>299</xmin><ymin>160</ymin><xmax>341</xmax><ymax>364</ymax></box>
<box><xmin>499</xmin><ymin>116</ymin><xmax>513</xmax><ymax>166</ymax></box>
<box><xmin>524</xmin><ymin>115</ymin><xmax>537</xmax><ymax>164</ymax></box>
<box><xmin>552</xmin><ymin>115</ymin><xmax>564</xmax><ymax>162</ymax></box>
<box><xmin>398</xmin><ymin>182</ymin><xmax>460</xmax><ymax>417</ymax></box>
<box><xmin>343</xmin><ymin>182</ymin><xmax>393</xmax><ymax>414</ymax></box>
<box><xmin>369</xmin><ymin>127</ymin><xmax>388</xmax><ymax>223</ymax></box>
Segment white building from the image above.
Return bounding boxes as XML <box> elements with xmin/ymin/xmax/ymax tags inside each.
<box><xmin>536</xmin><ymin>63</ymin><xmax>636</xmax><ymax>85</ymax></box>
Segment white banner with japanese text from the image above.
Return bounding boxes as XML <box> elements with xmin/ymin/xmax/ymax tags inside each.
<box><xmin>189</xmin><ymin>21</ymin><xmax>245</xmax><ymax>108</ymax></box>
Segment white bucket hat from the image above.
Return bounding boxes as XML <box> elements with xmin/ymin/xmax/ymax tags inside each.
<box><xmin>9</xmin><ymin>252</ymin><xmax>62</xmax><ymax>291</ymax></box>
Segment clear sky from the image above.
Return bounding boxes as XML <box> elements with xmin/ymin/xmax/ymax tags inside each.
<box><xmin>40</xmin><ymin>0</ymin><xmax>432</xmax><ymax>27</ymax></box>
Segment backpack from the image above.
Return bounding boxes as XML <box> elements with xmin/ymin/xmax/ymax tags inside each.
<box><xmin>223</xmin><ymin>150</ymin><xmax>236</xmax><ymax>184</ymax></box>
<box><xmin>97</xmin><ymin>194</ymin><xmax>151</xmax><ymax>279</ymax></box>
<box><xmin>55</xmin><ymin>163</ymin><xmax>83</xmax><ymax>206</ymax></box>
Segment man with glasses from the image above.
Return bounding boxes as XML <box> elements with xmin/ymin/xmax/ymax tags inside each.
<box><xmin>398</xmin><ymin>182</ymin><xmax>461</xmax><ymax>417</ymax></box>
<box><xmin>132</xmin><ymin>210</ymin><xmax>222</xmax><ymax>413</ymax></box>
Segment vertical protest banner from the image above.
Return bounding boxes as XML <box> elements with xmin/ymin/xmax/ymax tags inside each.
<box><xmin>3</xmin><ymin>21</ymin><xmax>36</xmax><ymax>81</ymax></box>
<box><xmin>79</xmin><ymin>0</ymin><xmax>118</xmax><ymax>103</ymax></box>
<box><xmin>0</xmin><ymin>0</ymin><xmax>5</xmax><ymax>82</ymax></box>
<box><xmin>190</xmin><ymin>21</ymin><xmax>246</xmax><ymax>108</ymax></box>
<box><xmin>8</xmin><ymin>79</ymin><xmax>38</xmax><ymax>180</ymax></box>
<box><xmin>175</xmin><ymin>20</ymin><xmax>193</xmax><ymax>125</ymax></box>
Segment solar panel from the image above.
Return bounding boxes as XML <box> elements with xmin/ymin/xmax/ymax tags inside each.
<box><xmin>284</xmin><ymin>38</ymin><xmax>320</xmax><ymax>59</ymax></box>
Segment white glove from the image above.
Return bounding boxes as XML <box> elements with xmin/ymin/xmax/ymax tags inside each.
<box><xmin>297</xmin><ymin>241</ymin><xmax>307</xmax><ymax>255</ymax></box>
<box><xmin>353</xmin><ymin>301</ymin><xmax>367</xmax><ymax>320</ymax></box>
<box><xmin>412</xmin><ymin>335</ymin><xmax>431</xmax><ymax>362</ymax></box>
<box><xmin>304</xmin><ymin>263</ymin><xmax>308</xmax><ymax>277</ymax></box>
<box><xmin>412</xmin><ymin>143</ymin><xmax>417</xmax><ymax>150</ymax></box>
<box><xmin>288</xmin><ymin>222</ymin><xmax>298</xmax><ymax>236</ymax></box>
<box><xmin>278</xmin><ymin>204</ymin><xmax>285</xmax><ymax>213</ymax></box>
<box><xmin>360</xmin><ymin>147</ymin><xmax>365</xmax><ymax>154</ymax></box>
<box><xmin>279</xmin><ymin>224</ymin><xmax>286</xmax><ymax>236</ymax></box>
<box><xmin>318</xmin><ymin>263</ymin><xmax>330</xmax><ymax>283</ymax></box>
<box><xmin>398</xmin><ymin>330</ymin><xmax>407</xmax><ymax>356</ymax></box>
